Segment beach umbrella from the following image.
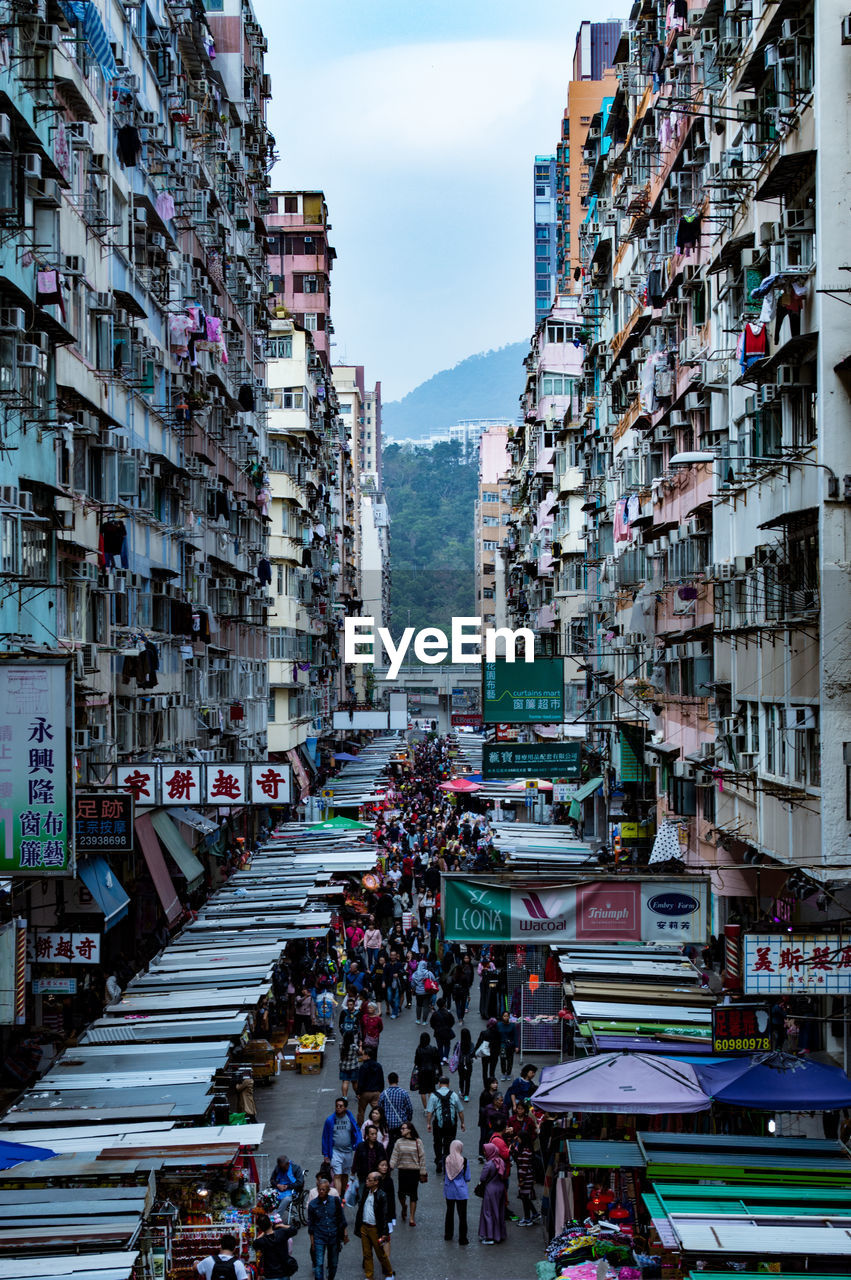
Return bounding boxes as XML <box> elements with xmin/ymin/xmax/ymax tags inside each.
<box><xmin>439</xmin><ymin>778</ymin><xmax>481</xmax><ymax>793</ymax></box>
<box><xmin>333</xmin><ymin>752</ymin><xmax>360</xmax><ymax>761</ymax></box>
<box><xmin>531</xmin><ymin>1052</ymin><xmax>711</xmax><ymax>1114</ymax></box>
<box><xmin>695</xmin><ymin>1051</ymin><xmax>851</xmax><ymax>1111</ymax></box>
<box><xmin>307</xmin><ymin>815</ymin><xmax>370</xmax><ymax>830</ymax></box>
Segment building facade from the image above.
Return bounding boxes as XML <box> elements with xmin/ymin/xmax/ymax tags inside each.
<box><xmin>475</xmin><ymin>424</ymin><xmax>512</xmax><ymax>632</ymax></box>
<box><xmin>534</xmin><ymin>154</ymin><xmax>558</xmax><ymax>322</ymax></box>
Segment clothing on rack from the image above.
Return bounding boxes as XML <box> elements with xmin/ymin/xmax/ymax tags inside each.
<box><xmin>646</xmin><ymin>268</ymin><xmax>664</xmax><ymax>308</ymax></box>
<box><xmin>613</xmin><ymin>499</ymin><xmax>631</xmax><ymax>544</ymax></box>
<box><xmin>101</xmin><ymin>519</ymin><xmax>129</xmax><ymax>570</ymax></box>
<box><xmin>155</xmin><ymin>192</ymin><xmax>175</xmax><ymax>221</ymax></box>
<box><xmin>675</xmin><ymin>212</ymin><xmax>702</xmax><ymax>253</ymax></box>
<box><xmin>37</xmin><ymin>270</ymin><xmax>66</xmax><ymax>321</ymax></box>
<box><xmin>737</xmin><ymin>321</ymin><xmax>768</xmax><ymax>371</ymax></box>
<box><xmin>116</xmin><ymin>125</ymin><xmax>141</xmax><ymax>166</ymax></box>
<box><xmin>121</xmin><ymin>641</ymin><xmax>159</xmax><ymax>689</ymax></box>
<box><xmin>257</xmin><ymin>558</ymin><xmax>272</xmax><ymax>585</ymax></box>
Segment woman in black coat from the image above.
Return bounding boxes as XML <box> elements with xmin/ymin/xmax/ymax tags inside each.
<box><xmin>473</xmin><ymin>1018</ymin><xmax>501</xmax><ymax>1086</ymax></box>
<box><xmin>477</xmin><ymin>1076</ymin><xmax>499</xmax><ymax>1158</ymax></box>
<box><xmin>413</xmin><ymin>1031</ymin><xmax>441</xmax><ymax>1110</ymax></box>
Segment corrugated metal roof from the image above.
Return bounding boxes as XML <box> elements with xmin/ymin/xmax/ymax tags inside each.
<box><xmin>672</xmin><ymin>1221</ymin><xmax>851</xmax><ymax>1254</ymax></box>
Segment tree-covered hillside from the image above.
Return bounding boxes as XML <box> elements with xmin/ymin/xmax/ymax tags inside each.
<box><xmin>382</xmin><ymin>343</ymin><xmax>526</xmax><ymax>440</ymax></box>
<box><xmin>383</xmin><ymin>441</ymin><xmax>477</xmax><ymax>640</ymax></box>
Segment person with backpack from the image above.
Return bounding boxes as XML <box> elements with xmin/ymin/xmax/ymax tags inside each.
<box><xmin>426</xmin><ymin>1075</ymin><xmax>465</xmax><ymax>1170</ymax></box>
<box><xmin>253</xmin><ymin>1214</ymin><xmax>299</xmax><ymax>1279</ymax></box>
<box><xmin>308</xmin><ymin>1177</ymin><xmax>348</xmax><ymax>1280</ymax></box>
<box><xmin>194</xmin><ymin>1233</ymin><xmax>248</xmax><ymax>1279</ymax></box>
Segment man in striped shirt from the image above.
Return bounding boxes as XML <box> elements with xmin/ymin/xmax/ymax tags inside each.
<box><xmin>378</xmin><ymin>1072</ymin><xmax>413</xmax><ymax>1156</ymax></box>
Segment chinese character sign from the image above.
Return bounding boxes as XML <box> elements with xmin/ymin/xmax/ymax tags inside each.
<box><xmin>0</xmin><ymin>663</ymin><xmax>70</xmax><ymax>875</ymax></box>
<box><xmin>75</xmin><ymin>793</ymin><xmax>133</xmax><ymax>852</ymax></box>
<box><xmin>712</xmin><ymin>1004</ymin><xmax>771</xmax><ymax>1053</ymax></box>
<box><xmin>251</xmin><ymin>764</ymin><xmax>291</xmax><ymax>804</ymax></box>
<box><xmin>482</xmin><ymin>742</ymin><xmax>581</xmax><ymax>780</ymax></box>
<box><xmin>205</xmin><ymin>764</ymin><xmax>246</xmax><ymax>804</ymax></box>
<box><xmin>743</xmin><ymin>933</ymin><xmax>851</xmax><ymax>994</ymax></box>
<box><xmin>117</xmin><ymin>765</ymin><xmax>158</xmax><ymax>805</ymax></box>
<box><xmin>33</xmin><ymin>931</ymin><xmax>101</xmax><ymax>965</ymax></box>
<box><xmin>482</xmin><ymin>659</ymin><xmax>564</xmax><ymax>724</ymax></box>
<box><xmin>161</xmin><ymin>764</ymin><xmax>202</xmax><ymax>806</ymax></box>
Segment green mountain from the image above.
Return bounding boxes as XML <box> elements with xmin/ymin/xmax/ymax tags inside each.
<box><xmin>383</xmin><ymin>440</ymin><xmax>477</xmax><ymax>639</ymax></box>
<box><xmin>382</xmin><ymin>343</ymin><xmax>526</xmax><ymax>440</ymax></box>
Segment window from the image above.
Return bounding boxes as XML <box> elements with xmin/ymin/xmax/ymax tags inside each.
<box><xmin>284</xmin><ymin>196</ymin><xmax>298</xmax><ymax>213</ymax></box>
<box><xmin>270</xmin><ymin>388</ymin><xmax>305</xmax><ymax>410</ymax></box>
<box><xmin>303</xmin><ymin>313</ymin><xmax>318</xmax><ymax>331</ymax></box>
<box><xmin>482</xmin><ymin>540</ymin><xmax>499</xmax><ymax>550</ymax></box>
<box><xmin>547</xmin><ymin>323</ymin><xmax>566</xmax><ymax>344</ymax></box>
<box><xmin>541</xmin><ymin>374</ymin><xmax>569</xmax><ymax>396</ymax></box>
<box><xmin>482</xmin><ymin>515</ymin><xmax>501</xmax><ymax>527</ymax></box>
<box><xmin>535</xmin><ymin>185</ymin><xmax>547</xmax><ymax>196</ymax></box>
<box><xmin>266</xmin><ymin>336</ymin><xmax>293</xmax><ymax>359</ymax></box>
<box><xmin>267</xmin><ymin>694</ymin><xmax>276</xmax><ymax>721</ymax></box>
<box><xmin>482</xmin><ymin>587</ymin><xmax>495</xmax><ymax>599</ymax></box>
<box><xmin>536</xmin><ymin>227</ymin><xmax>550</xmax><ymax>240</ymax></box>
<box><xmin>482</xmin><ymin>491</ymin><xmax>499</xmax><ymax>503</ymax></box>
<box><xmin>339</xmin><ymin>403</ymin><xmax>352</xmax><ymax>414</ymax></box>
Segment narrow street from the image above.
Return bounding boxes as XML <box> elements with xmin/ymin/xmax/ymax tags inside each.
<box><xmin>259</xmin><ymin>977</ymin><xmax>544</xmax><ymax>1280</ymax></box>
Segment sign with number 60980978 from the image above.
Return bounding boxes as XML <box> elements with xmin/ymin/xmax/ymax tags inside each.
<box><xmin>711</xmin><ymin>1004</ymin><xmax>771</xmax><ymax>1054</ymax></box>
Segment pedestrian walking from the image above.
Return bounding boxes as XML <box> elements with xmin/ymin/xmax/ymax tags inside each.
<box><xmin>505</xmin><ymin>1062</ymin><xmax>538</xmax><ymax>1112</ymax></box>
<box><xmin>236</xmin><ymin>1069</ymin><xmax>256</xmax><ymax>1122</ymax></box>
<box><xmin>476</xmin><ymin>1142</ymin><xmax>508</xmax><ymax>1245</ymax></box>
<box><xmin>354</xmin><ymin>1170</ymin><xmax>395</xmax><ymax>1280</ymax></box>
<box><xmin>363</xmin><ymin>919</ymin><xmax>383</xmax><ymax>971</ymax></box>
<box><xmin>321</xmin><ymin>1096</ymin><xmax>362</xmax><ymax>1198</ymax></box>
<box><xmin>361</xmin><ymin>1002</ymin><xmax>384</xmax><ymax>1053</ymax></box>
<box><xmin>355</xmin><ymin>1049</ymin><xmax>385</xmax><ymax>1126</ymax></box>
<box><xmin>473</xmin><ymin>1018</ymin><xmax>501</xmax><ymax>1086</ymax></box>
<box><xmin>443</xmin><ymin>1138</ymin><xmax>471</xmax><ymax>1245</ymax></box>
<box><xmin>338</xmin><ymin>995</ymin><xmax>361</xmax><ymax>1099</ymax></box>
<box><xmin>507</xmin><ymin>1100</ymin><xmax>540</xmax><ymax>1225</ymax></box>
<box><xmin>384</xmin><ymin>950</ymin><xmax>404</xmax><ymax>1019</ymax></box>
<box><xmin>412</xmin><ymin>1031</ymin><xmax>441</xmax><ymax>1110</ymax></box>
<box><xmin>456</xmin><ymin>1026</ymin><xmax>474</xmax><ymax>1101</ymax></box>
<box><xmin>378</xmin><ymin>1071</ymin><xmax>413</xmax><ymax>1154</ymax></box>
<box><xmin>353</xmin><ymin>1124</ymin><xmax>386</xmax><ymax>1183</ymax></box>
<box><xmin>368</xmin><ymin>1106</ymin><xmax>390</xmax><ymax>1150</ymax></box>
<box><xmin>194</xmin><ymin>1233</ymin><xmax>248</xmax><ymax>1277</ymax></box>
<box><xmin>477</xmin><ymin>1077</ymin><xmax>499</xmax><ymax>1158</ymax></box>
<box><xmin>426</xmin><ymin>1075</ymin><xmax>465</xmax><ymax>1170</ymax></box>
<box><xmin>253</xmin><ymin>1213</ymin><xmax>299</xmax><ymax>1279</ymax></box>
<box><xmin>294</xmin><ymin>985</ymin><xmax>317</xmax><ymax>1036</ymax></box>
<box><xmin>411</xmin><ymin>957</ymin><xmax>437</xmax><ymax>1023</ymax></box>
<box><xmin>388</xmin><ymin>1119</ymin><xmax>427</xmax><ymax>1227</ymax></box>
<box><xmin>429</xmin><ymin>998</ymin><xmax>455</xmax><ymax>1063</ymax></box>
<box><xmin>308</xmin><ymin>1177</ymin><xmax>348</xmax><ymax>1280</ymax></box>
<box><xmin>450</xmin><ymin>965</ymin><xmax>469</xmax><ymax>1023</ymax></box>
<box><xmin>497</xmin><ymin>1010</ymin><xmax>518</xmax><ymax>1080</ymax></box>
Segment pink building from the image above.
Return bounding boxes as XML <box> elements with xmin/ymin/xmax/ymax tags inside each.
<box><xmin>266</xmin><ymin>191</ymin><xmax>336</xmax><ymax>365</ymax></box>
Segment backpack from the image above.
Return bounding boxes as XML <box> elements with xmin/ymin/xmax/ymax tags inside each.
<box><xmin>434</xmin><ymin>1089</ymin><xmax>454</xmax><ymax>1129</ymax></box>
<box><xmin>210</xmin><ymin>1257</ymin><xmax>238</xmax><ymax>1280</ymax></box>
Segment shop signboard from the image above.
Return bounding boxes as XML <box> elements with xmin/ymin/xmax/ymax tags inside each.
<box><xmin>442</xmin><ymin>875</ymin><xmax>708</xmax><ymax>944</ymax></box>
<box><xmin>33</xmin><ymin>977</ymin><xmax>77</xmax><ymax>995</ymax></box>
<box><xmin>451</xmin><ymin>714</ymin><xmax>480</xmax><ymax>727</ymax></box>
<box><xmin>483</xmin><ymin>741</ymin><xmax>581</xmax><ymax>780</ymax></box>
<box><xmin>482</xmin><ymin>658</ymin><xmax>564</xmax><ymax>724</ymax></box>
<box><xmin>75</xmin><ymin>793</ymin><xmax>134</xmax><ymax>852</ymax></box>
<box><xmin>0</xmin><ymin>662</ymin><xmax>71</xmax><ymax>875</ymax></box>
<box><xmin>115</xmin><ymin>763</ymin><xmax>290</xmax><ymax>806</ymax></box>
<box><xmin>711</xmin><ymin>1004</ymin><xmax>771</xmax><ymax>1054</ymax></box>
<box><xmin>33</xmin><ymin>930</ymin><xmax>101</xmax><ymax>964</ymax></box>
<box><xmin>743</xmin><ymin>933</ymin><xmax>851</xmax><ymax>994</ymax></box>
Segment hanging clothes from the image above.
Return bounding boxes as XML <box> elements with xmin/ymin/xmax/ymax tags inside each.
<box><xmin>613</xmin><ymin>498</ymin><xmax>631</xmax><ymax>544</ymax></box>
<box><xmin>214</xmin><ymin>490</ymin><xmax>231</xmax><ymax>523</ymax></box>
<box><xmin>257</xmin><ymin>558</ymin><xmax>272</xmax><ymax>585</ymax></box>
<box><xmin>676</xmin><ymin>213</ymin><xmax>702</xmax><ymax>253</ymax></box>
<box><xmin>101</xmin><ymin>519</ymin><xmax>128</xmax><ymax>570</ymax></box>
<box><xmin>739</xmin><ymin>321</ymin><xmax>768</xmax><ymax>370</ymax></box>
<box><xmin>626</xmin><ymin>494</ymin><xmax>641</xmax><ymax>524</ymax></box>
<box><xmin>647</xmin><ymin>268</ymin><xmax>665</xmax><ymax>308</ymax></box>
<box><xmin>36</xmin><ymin>270</ymin><xmax>66</xmax><ymax>321</ymax></box>
<box><xmin>116</xmin><ymin>125</ymin><xmax>141</xmax><ymax>167</ymax></box>
<box><xmin>649</xmin><ymin>821</ymin><xmax>682</xmax><ymax>864</ymax></box>
<box><xmin>155</xmin><ymin>192</ymin><xmax>175</xmax><ymax>221</ymax></box>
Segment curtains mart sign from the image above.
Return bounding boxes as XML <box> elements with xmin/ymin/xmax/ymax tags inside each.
<box><xmin>743</xmin><ymin>934</ymin><xmax>851</xmax><ymax>994</ymax></box>
<box><xmin>482</xmin><ymin>742</ymin><xmax>581</xmax><ymax>780</ymax></box>
<box><xmin>482</xmin><ymin>658</ymin><xmax>564</xmax><ymax>724</ymax></box>
<box><xmin>442</xmin><ymin>876</ymin><xmax>709</xmax><ymax>943</ymax></box>
<box><xmin>115</xmin><ymin>762</ymin><xmax>291</xmax><ymax>806</ymax></box>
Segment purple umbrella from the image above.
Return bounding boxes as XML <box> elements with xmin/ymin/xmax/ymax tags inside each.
<box><xmin>531</xmin><ymin>1052</ymin><xmax>711</xmax><ymax>1114</ymax></box>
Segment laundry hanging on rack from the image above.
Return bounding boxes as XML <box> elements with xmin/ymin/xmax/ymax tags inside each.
<box><xmin>257</xmin><ymin>557</ymin><xmax>272</xmax><ymax>585</ymax></box>
<box><xmin>116</xmin><ymin>124</ymin><xmax>141</xmax><ymax>167</ymax></box>
<box><xmin>100</xmin><ymin>518</ymin><xmax>128</xmax><ymax>570</ymax></box>
<box><xmin>613</xmin><ymin>498</ymin><xmax>631</xmax><ymax>544</ymax></box>
<box><xmin>737</xmin><ymin>320</ymin><xmax>768</xmax><ymax>371</ymax></box>
<box><xmin>37</xmin><ymin>270</ymin><xmax>67</xmax><ymax>322</ymax></box>
<box><xmin>121</xmin><ymin>641</ymin><xmax>159</xmax><ymax>689</ymax></box>
<box><xmin>675</xmin><ymin>212</ymin><xmax>702</xmax><ymax>253</ymax></box>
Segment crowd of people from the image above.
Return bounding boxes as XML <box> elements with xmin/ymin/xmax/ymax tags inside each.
<box><xmin>196</xmin><ymin>735</ymin><xmax>546</xmax><ymax>1280</ymax></box>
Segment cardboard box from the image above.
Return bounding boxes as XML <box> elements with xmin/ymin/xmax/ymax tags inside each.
<box><xmin>297</xmin><ymin>1051</ymin><xmax>322</xmax><ymax>1074</ymax></box>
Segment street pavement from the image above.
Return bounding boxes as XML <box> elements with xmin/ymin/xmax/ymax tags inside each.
<box><xmin>258</xmin><ymin>977</ymin><xmax>547</xmax><ymax>1280</ymax></box>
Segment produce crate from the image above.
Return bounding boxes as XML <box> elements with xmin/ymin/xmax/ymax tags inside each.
<box><xmin>297</xmin><ymin>1050</ymin><xmax>323</xmax><ymax>1074</ymax></box>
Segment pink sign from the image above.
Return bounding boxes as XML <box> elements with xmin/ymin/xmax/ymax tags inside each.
<box><xmin>575</xmin><ymin>882</ymin><xmax>641</xmax><ymax>941</ymax></box>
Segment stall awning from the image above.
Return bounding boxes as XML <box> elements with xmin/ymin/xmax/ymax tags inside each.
<box><xmin>135</xmin><ymin>814</ymin><xmax>181</xmax><ymax>923</ymax></box>
<box><xmin>287</xmin><ymin>748</ymin><xmax>311</xmax><ymax>801</ymax></box>
<box><xmin>169</xmin><ymin>807</ymin><xmax>218</xmax><ymax>836</ymax></box>
<box><xmin>77</xmin><ymin>857</ymin><xmax>131</xmax><ymax>931</ymax></box>
<box><xmin>150</xmin><ymin>811</ymin><xmax>205</xmax><ymax>892</ymax></box>
<box><xmin>568</xmin><ymin>775</ymin><xmax>603</xmax><ymax>819</ymax></box>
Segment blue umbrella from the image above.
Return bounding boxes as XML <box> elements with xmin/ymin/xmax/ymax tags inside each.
<box><xmin>0</xmin><ymin>1139</ymin><xmax>56</xmax><ymax>1170</ymax></box>
<box><xmin>333</xmin><ymin>752</ymin><xmax>360</xmax><ymax>761</ymax></box>
<box><xmin>695</xmin><ymin>1052</ymin><xmax>851</xmax><ymax>1111</ymax></box>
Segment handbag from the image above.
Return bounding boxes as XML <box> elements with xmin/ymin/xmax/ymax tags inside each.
<box><xmin>448</xmin><ymin>1041</ymin><xmax>460</xmax><ymax>1073</ymax></box>
<box><xmin>423</xmin><ymin>977</ymin><xmax>439</xmax><ymax>994</ymax></box>
<box><xmin>473</xmin><ymin>1182</ymin><xmax>485</xmax><ymax>1198</ymax></box>
<box><xmin>284</xmin><ymin>1258</ymin><xmax>299</xmax><ymax>1276</ymax></box>
<box><xmin>409</xmin><ymin>1068</ymin><xmax>419</xmax><ymax>1091</ymax></box>
<box><xmin>474</xmin><ymin>1040</ymin><xmax>490</xmax><ymax>1059</ymax></box>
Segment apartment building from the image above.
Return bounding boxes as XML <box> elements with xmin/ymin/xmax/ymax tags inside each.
<box><xmin>363</xmin><ymin>382</ymin><xmax>383</xmax><ymax>485</ymax></box>
<box><xmin>265</xmin><ymin>193</ymin><xmax>341</xmax><ymax>764</ymax></box>
<box><xmin>562</xmin><ymin>0</ymin><xmax>851</xmax><ymax>916</ymax></box>
<box><xmin>555</xmin><ymin>22</ymin><xmax>620</xmax><ymax>293</ymax></box>
<box><xmin>534</xmin><ymin>154</ymin><xmax>558</xmax><ymax>321</ymax></box>
<box><xmin>0</xmin><ymin>0</ymin><xmax>272</xmax><ymax>780</ymax></box>
<box><xmin>475</xmin><ymin>424</ymin><xmax>511</xmax><ymax>631</ymax></box>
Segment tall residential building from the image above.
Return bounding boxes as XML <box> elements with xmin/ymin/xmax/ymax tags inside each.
<box><xmin>555</xmin><ymin>22</ymin><xmax>620</xmax><ymax>292</ymax></box>
<box><xmin>534</xmin><ymin>155</ymin><xmax>558</xmax><ymax>322</ymax></box>
<box><xmin>0</xmin><ymin>0</ymin><xmax>272</xmax><ymax>915</ymax></box>
<box><xmin>363</xmin><ymin>382</ymin><xmax>383</xmax><ymax>485</ymax></box>
<box><xmin>475</xmin><ymin>425</ymin><xmax>512</xmax><ymax>632</ymax></box>
<box><xmin>264</xmin><ymin>193</ymin><xmax>353</xmax><ymax>771</ymax></box>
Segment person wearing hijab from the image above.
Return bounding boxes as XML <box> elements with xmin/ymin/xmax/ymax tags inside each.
<box><xmin>443</xmin><ymin>1138</ymin><xmax>471</xmax><ymax>1244</ymax></box>
<box><xmin>411</xmin><ymin>957</ymin><xmax>436</xmax><ymax>1023</ymax></box>
<box><xmin>476</xmin><ymin>1142</ymin><xmax>508</xmax><ymax>1244</ymax></box>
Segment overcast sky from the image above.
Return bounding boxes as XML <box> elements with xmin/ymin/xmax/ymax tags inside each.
<box><xmin>253</xmin><ymin>0</ymin><xmax>609</xmax><ymax>400</ymax></box>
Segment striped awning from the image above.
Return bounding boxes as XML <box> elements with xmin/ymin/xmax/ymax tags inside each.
<box><xmin>58</xmin><ymin>2</ymin><xmax>119</xmax><ymax>81</ymax></box>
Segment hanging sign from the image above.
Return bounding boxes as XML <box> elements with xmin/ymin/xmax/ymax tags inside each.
<box><xmin>712</xmin><ymin>1004</ymin><xmax>771</xmax><ymax>1054</ymax></box>
<box><xmin>33</xmin><ymin>930</ymin><xmax>101</xmax><ymax>964</ymax></box>
<box><xmin>115</xmin><ymin>763</ymin><xmax>290</xmax><ymax>807</ymax></box>
<box><xmin>743</xmin><ymin>933</ymin><xmax>851</xmax><ymax>994</ymax></box>
<box><xmin>75</xmin><ymin>793</ymin><xmax>134</xmax><ymax>852</ymax></box>
<box><xmin>483</xmin><ymin>658</ymin><xmax>564</xmax><ymax>724</ymax></box>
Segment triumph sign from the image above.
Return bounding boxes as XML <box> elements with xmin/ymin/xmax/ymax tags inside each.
<box><xmin>441</xmin><ymin>875</ymin><xmax>709</xmax><ymax>944</ymax></box>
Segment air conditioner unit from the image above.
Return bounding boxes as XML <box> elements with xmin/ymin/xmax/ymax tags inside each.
<box><xmin>716</xmin><ymin>562</ymin><xmax>734</xmax><ymax>580</ymax></box>
<box><xmin>17</xmin><ymin>344</ymin><xmax>41</xmax><ymax>368</ymax></box>
<box><xmin>140</xmin><ymin>110</ymin><xmax>157</xmax><ymax>126</ymax></box>
<box><xmin>80</xmin><ymin>642</ymin><xmax>98</xmax><ymax>672</ymax></box>
<box><xmin>91</xmin><ymin>292</ymin><xmax>113</xmax><ymax>313</ymax></box>
<box><xmin>74</xmin><ymin>729</ymin><xmax>90</xmax><ymax>749</ymax></box>
<box><xmin>33</xmin><ymin>176</ymin><xmax>61</xmax><ymax>206</ymax></box>
<box><xmin>0</xmin><ymin>114</ymin><xmax>10</xmax><ymax>147</ymax></box>
<box><xmin>22</xmin><ymin>154</ymin><xmax>42</xmax><ymax>179</ymax></box>
<box><xmin>149</xmin><ymin>233</ymin><xmax>166</xmax><ymax>251</ymax></box>
<box><xmin>64</xmin><ymin>255</ymin><xmax>83</xmax><ymax>274</ymax></box>
<box><xmin>34</xmin><ymin>22</ymin><xmax>60</xmax><ymax>46</ymax></box>
<box><xmin>738</xmin><ymin>751</ymin><xmax>758</xmax><ymax>771</ymax></box>
<box><xmin>0</xmin><ymin>308</ymin><xmax>25</xmax><ymax>332</ymax></box>
<box><xmin>776</xmin><ymin>363</ymin><xmax>813</xmax><ymax>387</ymax></box>
<box><xmin>68</xmin><ymin>122</ymin><xmax>94</xmax><ymax>149</ymax></box>
<box><xmin>760</xmin><ymin>221</ymin><xmax>780</xmax><ymax>244</ymax></box>
<box><xmin>684</xmin><ymin>392</ymin><xmax>704</xmax><ymax>411</ymax></box>
<box><xmin>783</xmin><ymin>208</ymin><xmax>814</xmax><ymax>233</ymax></box>
<box><xmin>89</xmin><ymin>724</ymin><xmax>106</xmax><ymax>743</ymax></box>
<box><xmin>626</xmin><ymin>380</ymin><xmax>640</xmax><ymax>395</ymax></box>
<box><xmin>656</xmin><ymin>426</ymin><xmax>675</xmax><ymax>441</ymax></box>
<box><xmin>791</xmin><ymin>706</ymin><xmax>817</xmax><ymax>730</ymax></box>
<box><xmin>669</xmin><ymin>412</ymin><xmax>689</xmax><ymax>428</ymax></box>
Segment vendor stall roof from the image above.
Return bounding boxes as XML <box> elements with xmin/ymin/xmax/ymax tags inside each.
<box><xmin>0</xmin><ymin>1254</ymin><xmax>139</xmax><ymax>1278</ymax></box>
<box><xmin>558</xmin><ymin>957</ymin><xmax>701</xmax><ymax>983</ymax></box>
<box><xmin>565</xmin><ymin>1139</ymin><xmax>644</xmax><ymax>1167</ymax></box>
<box><xmin>570</xmin><ymin>981</ymin><xmax>715</xmax><ymax>1005</ymax></box>
<box><xmin>0</xmin><ymin>1122</ymin><xmax>264</xmax><ymax>1155</ymax></box>
<box><xmin>82</xmin><ymin>1015</ymin><xmax>247</xmax><ymax>1043</ymax></box>
<box><xmin>533</xmin><ymin>1052</ymin><xmax>711</xmax><ymax>1114</ymax></box>
<box><xmin>646</xmin><ymin>1181</ymin><xmax>851</xmax><ymax>1220</ymax></box>
<box><xmin>572</xmin><ymin>1000</ymin><xmax>712</xmax><ymax>1024</ymax></box>
<box><xmin>6</xmin><ymin>1080</ymin><xmax>214</xmax><ymax>1121</ymax></box>
<box><xmin>671</xmin><ymin>1221</ymin><xmax>851</xmax><ymax>1255</ymax></box>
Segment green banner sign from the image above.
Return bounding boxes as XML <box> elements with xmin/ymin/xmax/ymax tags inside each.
<box><xmin>442</xmin><ymin>878</ymin><xmax>511</xmax><ymax>941</ymax></box>
<box><xmin>482</xmin><ymin>658</ymin><xmax>564</xmax><ymax>724</ymax></box>
<box><xmin>482</xmin><ymin>741</ymin><xmax>581</xmax><ymax>780</ymax></box>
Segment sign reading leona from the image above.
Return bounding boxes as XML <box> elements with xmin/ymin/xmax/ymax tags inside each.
<box><xmin>441</xmin><ymin>875</ymin><xmax>708</xmax><ymax>944</ymax></box>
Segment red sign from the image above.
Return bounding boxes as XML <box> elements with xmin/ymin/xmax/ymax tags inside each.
<box><xmin>495</xmin><ymin>723</ymin><xmax>520</xmax><ymax>741</ymax></box>
<box><xmin>575</xmin><ymin>883</ymin><xmax>641</xmax><ymax>942</ymax></box>
<box><xmin>451</xmin><ymin>714</ymin><xmax>480</xmax><ymax>727</ymax></box>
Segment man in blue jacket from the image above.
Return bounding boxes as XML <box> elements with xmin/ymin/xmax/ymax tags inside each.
<box><xmin>321</xmin><ymin>1095</ymin><xmax>362</xmax><ymax>1198</ymax></box>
